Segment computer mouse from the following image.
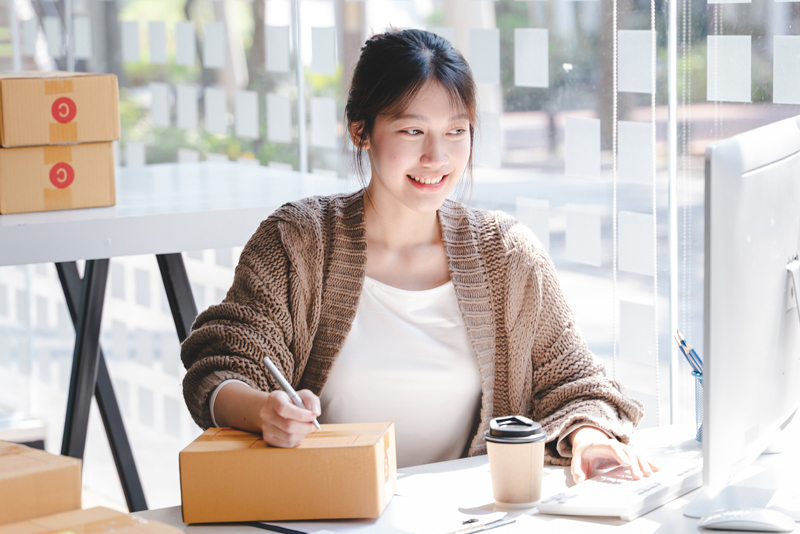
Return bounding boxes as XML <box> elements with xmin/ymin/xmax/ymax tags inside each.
<box><xmin>699</xmin><ymin>508</ymin><xmax>796</xmax><ymax>532</ymax></box>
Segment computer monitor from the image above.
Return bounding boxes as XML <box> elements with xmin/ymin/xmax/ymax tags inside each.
<box><xmin>685</xmin><ymin>115</ymin><xmax>800</xmax><ymax>516</ymax></box>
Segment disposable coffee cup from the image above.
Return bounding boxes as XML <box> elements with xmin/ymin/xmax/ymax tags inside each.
<box><xmin>484</xmin><ymin>415</ymin><xmax>547</xmax><ymax>508</ymax></box>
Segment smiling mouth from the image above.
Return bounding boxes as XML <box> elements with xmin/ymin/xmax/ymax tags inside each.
<box><xmin>407</xmin><ymin>174</ymin><xmax>447</xmax><ymax>185</ymax></box>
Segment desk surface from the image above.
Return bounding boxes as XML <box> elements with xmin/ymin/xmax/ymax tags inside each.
<box><xmin>0</xmin><ymin>163</ymin><xmax>356</xmax><ymax>266</ymax></box>
<box><xmin>132</xmin><ymin>426</ymin><xmax>800</xmax><ymax>534</ymax></box>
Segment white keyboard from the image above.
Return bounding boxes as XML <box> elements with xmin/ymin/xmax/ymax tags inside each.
<box><xmin>537</xmin><ymin>452</ymin><xmax>703</xmax><ymax>521</ymax></box>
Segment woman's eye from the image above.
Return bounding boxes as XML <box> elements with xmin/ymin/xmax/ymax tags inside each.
<box><xmin>449</xmin><ymin>128</ymin><xmax>466</xmax><ymax>135</ymax></box>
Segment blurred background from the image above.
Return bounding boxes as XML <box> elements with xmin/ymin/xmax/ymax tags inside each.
<box><xmin>1</xmin><ymin>0</ymin><xmax>799</xmax><ymax>511</ymax></box>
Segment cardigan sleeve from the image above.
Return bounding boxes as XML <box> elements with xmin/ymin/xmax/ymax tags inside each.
<box><xmin>180</xmin><ymin>210</ymin><xmax>321</xmax><ymax>430</ymax></box>
<box><xmin>519</xmin><ymin>227</ymin><xmax>645</xmax><ymax>465</ymax></box>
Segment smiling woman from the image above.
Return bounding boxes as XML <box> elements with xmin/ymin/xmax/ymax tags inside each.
<box><xmin>181</xmin><ymin>28</ymin><xmax>654</xmax><ymax>479</ymax></box>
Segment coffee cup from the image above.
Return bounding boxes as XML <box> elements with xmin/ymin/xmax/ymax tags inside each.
<box><xmin>484</xmin><ymin>415</ymin><xmax>547</xmax><ymax>508</ymax></box>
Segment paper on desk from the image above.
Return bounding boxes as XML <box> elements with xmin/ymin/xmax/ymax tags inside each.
<box><xmin>263</xmin><ymin>496</ymin><xmax>506</xmax><ymax>534</ymax></box>
<box><xmin>396</xmin><ymin>464</ymin><xmax>495</xmax><ymax>507</ymax></box>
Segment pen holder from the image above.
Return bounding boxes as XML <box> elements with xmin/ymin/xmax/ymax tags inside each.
<box><xmin>692</xmin><ymin>370</ymin><xmax>703</xmax><ymax>442</ymax></box>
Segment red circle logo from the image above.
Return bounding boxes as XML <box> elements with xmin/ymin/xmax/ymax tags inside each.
<box><xmin>51</xmin><ymin>97</ymin><xmax>77</xmax><ymax>123</ymax></box>
<box><xmin>50</xmin><ymin>162</ymin><xmax>75</xmax><ymax>189</ymax></box>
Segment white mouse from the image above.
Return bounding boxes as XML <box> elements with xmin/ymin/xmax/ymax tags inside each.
<box><xmin>699</xmin><ymin>508</ymin><xmax>796</xmax><ymax>532</ymax></box>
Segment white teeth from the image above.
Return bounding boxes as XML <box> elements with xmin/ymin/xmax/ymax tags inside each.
<box><xmin>409</xmin><ymin>175</ymin><xmax>444</xmax><ymax>184</ymax></box>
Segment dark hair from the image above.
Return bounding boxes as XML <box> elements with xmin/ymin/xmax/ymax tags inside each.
<box><xmin>345</xmin><ymin>28</ymin><xmax>478</xmax><ymax>198</ymax></box>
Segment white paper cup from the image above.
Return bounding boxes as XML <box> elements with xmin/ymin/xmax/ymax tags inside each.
<box><xmin>484</xmin><ymin>416</ymin><xmax>547</xmax><ymax>508</ymax></box>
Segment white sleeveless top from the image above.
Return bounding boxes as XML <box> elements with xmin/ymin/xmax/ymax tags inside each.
<box><xmin>318</xmin><ymin>276</ymin><xmax>482</xmax><ymax>468</ymax></box>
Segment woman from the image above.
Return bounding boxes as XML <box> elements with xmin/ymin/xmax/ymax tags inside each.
<box><xmin>182</xmin><ymin>28</ymin><xmax>654</xmax><ymax>484</ymax></box>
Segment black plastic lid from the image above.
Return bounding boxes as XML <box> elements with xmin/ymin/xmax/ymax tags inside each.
<box><xmin>484</xmin><ymin>416</ymin><xmax>547</xmax><ymax>444</ymax></box>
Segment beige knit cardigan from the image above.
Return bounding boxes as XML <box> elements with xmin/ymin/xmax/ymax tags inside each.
<box><xmin>181</xmin><ymin>190</ymin><xmax>644</xmax><ymax>465</ymax></box>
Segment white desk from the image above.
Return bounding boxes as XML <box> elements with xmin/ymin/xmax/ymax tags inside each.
<box><xmin>0</xmin><ymin>163</ymin><xmax>357</xmax><ymax>512</ymax></box>
<box><xmin>131</xmin><ymin>426</ymin><xmax>800</xmax><ymax>533</ymax></box>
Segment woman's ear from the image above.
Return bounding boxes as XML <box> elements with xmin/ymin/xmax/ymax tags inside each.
<box><xmin>349</xmin><ymin>121</ymin><xmax>369</xmax><ymax>150</ymax></box>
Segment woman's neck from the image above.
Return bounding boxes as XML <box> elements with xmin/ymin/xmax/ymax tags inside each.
<box><xmin>362</xmin><ymin>188</ymin><xmax>442</xmax><ymax>250</ymax></box>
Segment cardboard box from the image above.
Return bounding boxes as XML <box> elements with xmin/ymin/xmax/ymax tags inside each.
<box><xmin>0</xmin><ymin>507</ymin><xmax>183</xmax><ymax>534</ymax></box>
<box><xmin>0</xmin><ymin>72</ymin><xmax>119</xmax><ymax>147</ymax></box>
<box><xmin>0</xmin><ymin>441</ymin><xmax>81</xmax><ymax>526</ymax></box>
<box><xmin>0</xmin><ymin>141</ymin><xmax>115</xmax><ymax>214</ymax></box>
<box><xmin>180</xmin><ymin>423</ymin><xmax>397</xmax><ymax>523</ymax></box>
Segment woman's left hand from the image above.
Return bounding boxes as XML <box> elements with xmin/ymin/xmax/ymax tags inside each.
<box><xmin>568</xmin><ymin>426</ymin><xmax>660</xmax><ymax>484</ymax></box>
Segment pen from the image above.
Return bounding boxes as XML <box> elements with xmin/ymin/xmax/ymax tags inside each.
<box><xmin>448</xmin><ymin>517</ymin><xmax>516</xmax><ymax>534</ymax></box>
<box><xmin>681</xmin><ymin>340</ymin><xmax>703</xmax><ymax>373</ymax></box>
<box><xmin>677</xmin><ymin>331</ymin><xmax>704</xmax><ymax>373</ymax></box>
<box><xmin>262</xmin><ymin>357</ymin><xmax>321</xmax><ymax>430</ymax></box>
<box><xmin>674</xmin><ymin>331</ymin><xmax>703</xmax><ymax>374</ymax></box>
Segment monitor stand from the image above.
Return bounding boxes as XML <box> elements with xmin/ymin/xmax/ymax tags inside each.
<box><xmin>683</xmin><ymin>486</ymin><xmax>776</xmax><ymax>518</ymax></box>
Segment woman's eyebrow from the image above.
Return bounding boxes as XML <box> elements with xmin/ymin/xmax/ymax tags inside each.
<box><xmin>393</xmin><ymin>112</ymin><xmax>470</xmax><ymax>122</ymax></box>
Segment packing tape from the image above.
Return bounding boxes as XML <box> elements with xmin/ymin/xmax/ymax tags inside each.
<box><xmin>197</xmin><ymin>428</ymin><xmax>258</xmax><ymax>443</ymax></box>
<box><xmin>44</xmin><ymin>79</ymin><xmax>74</xmax><ymax>95</ymax></box>
<box><xmin>0</xmin><ymin>443</ymin><xmax>28</xmax><ymax>456</ymax></box>
<box><xmin>49</xmin><ymin>122</ymin><xmax>78</xmax><ymax>143</ymax></box>
<box><xmin>44</xmin><ymin>145</ymin><xmax>72</xmax><ymax>164</ymax></box>
<box><xmin>44</xmin><ymin>188</ymin><xmax>73</xmax><ymax>211</ymax></box>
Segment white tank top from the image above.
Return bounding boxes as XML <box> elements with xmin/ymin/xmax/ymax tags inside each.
<box><xmin>319</xmin><ymin>276</ymin><xmax>482</xmax><ymax>468</ymax></box>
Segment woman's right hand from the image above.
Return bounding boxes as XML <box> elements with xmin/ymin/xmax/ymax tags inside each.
<box><xmin>259</xmin><ymin>389</ymin><xmax>321</xmax><ymax>448</ymax></box>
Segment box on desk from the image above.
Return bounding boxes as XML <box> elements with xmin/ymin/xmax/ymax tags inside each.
<box><xmin>0</xmin><ymin>441</ymin><xmax>81</xmax><ymax>526</ymax></box>
<box><xmin>0</xmin><ymin>72</ymin><xmax>119</xmax><ymax>147</ymax></box>
<box><xmin>0</xmin><ymin>141</ymin><xmax>115</xmax><ymax>214</ymax></box>
<box><xmin>179</xmin><ymin>423</ymin><xmax>397</xmax><ymax>523</ymax></box>
<box><xmin>0</xmin><ymin>507</ymin><xmax>182</xmax><ymax>534</ymax></box>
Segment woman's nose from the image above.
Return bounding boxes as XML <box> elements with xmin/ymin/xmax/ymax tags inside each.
<box><xmin>420</xmin><ymin>138</ymin><xmax>447</xmax><ymax>167</ymax></box>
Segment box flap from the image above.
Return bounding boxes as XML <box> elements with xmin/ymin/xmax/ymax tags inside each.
<box><xmin>182</xmin><ymin>423</ymin><xmax>392</xmax><ymax>454</ymax></box>
<box><xmin>0</xmin><ymin>441</ymin><xmax>80</xmax><ymax>481</ymax></box>
<box><xmin>0</xmin><ymin>71</ymin><xmax>96</xmax><ymax>80</ymax></box>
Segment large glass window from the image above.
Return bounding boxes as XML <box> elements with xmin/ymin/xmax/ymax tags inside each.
<box><xmin>1</xmin><ymin>0</ymin><xmax>799</xmax><ymax>510</ymax></box>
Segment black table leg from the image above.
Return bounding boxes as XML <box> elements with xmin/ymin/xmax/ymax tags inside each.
<box><xmin>156</xmin><ymin>253</ymin><xmax>198</xmax><ymax>343</ymax></box>
<box><xmin>56</xmin><ymin>262</ymin><xmax>148</xmax><ymax>512</ymax></box>
<box><xmin>61</xmin><ymin>259</ymin><xmax>109</xmax><ymax>460</ymax></box>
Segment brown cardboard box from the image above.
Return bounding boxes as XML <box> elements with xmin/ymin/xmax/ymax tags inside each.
<box><xmin>0</xmin><ymin>441</ymin><xmax>81</xmax><ymax>526</ymax></box>
<box><xmin>0</xmin><ymin>141</ymin><xmax>115</xmax><ymax>214</ymax></box>
<box><xmin>0</xmin><ymin>72</ymin><xmax>120</xmax><ymax>147</ymax></box>
<box><xmin>179</xmin><ymin>423</ymin><xmax>397</xmax><ymax>523</ymax></box>
<box><xmin>0</xmin><ymin>507</ymin><xmax>183</xmax><ymax>534</ymax></box>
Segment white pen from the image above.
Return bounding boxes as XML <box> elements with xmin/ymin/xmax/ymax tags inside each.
<box><xmin>262</xmin><ymin>357</ymin><xmax>321</xmax><ymax>430</ymax></box>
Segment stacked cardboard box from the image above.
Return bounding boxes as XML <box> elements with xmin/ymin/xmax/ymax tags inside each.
<box><xmin>180</xmin><ymin>423</ymin><xmax>398</xmax><ymax>523</ymax></box>
<box><xmin>0</xmin><ymin>507</ymin><xmax>183</xmax><ymax>534</ymax></box>
<box><xmin>0</xmin><ymin>441</ymin><xmax>81</xmax><ymax>526</ymax></box>
<box><xmin>0</xmin><ymin>71</ymin><xmax>120</xmax><ymax>214</ymax></box>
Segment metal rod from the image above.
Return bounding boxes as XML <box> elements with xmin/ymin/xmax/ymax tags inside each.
<box><xmin>294</xmin><ymin>0</ymin><xmax>307</xmax><ymax>173</ymax></box>
<box><xmin>56</xmin><ymin>262</ymin><xmax>148</xmax><ymax>512</ymax></box>
<box><xmin>61</xmin><ymin>259</ymin><xmax>109</xmax><ymax>460</ymax></box>
<box><xmin>156</xmin><ymin>253</ymin><xmax>199</xmax><ymax>343</ymax></box>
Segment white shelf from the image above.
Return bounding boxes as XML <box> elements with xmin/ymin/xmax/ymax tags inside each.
<box><xmin>0</xmin><ymin>163</ymin><xmax>357</xmax><ymax>266</ymax></box>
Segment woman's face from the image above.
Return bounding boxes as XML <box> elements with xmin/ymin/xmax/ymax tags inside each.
<box><xmin>361</xmin><ymin>82</ymin><xmax>472</xmax><ymax>215</ymax></box>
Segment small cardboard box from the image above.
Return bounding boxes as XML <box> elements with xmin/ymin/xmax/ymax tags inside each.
<box><xmin>179</xmin><ymin>423</ymin><xmax>397</xmax><ymax>523</ymax></box>
<box><xmin>0</xmin><ymin>141</ymin><xmax>115</xmax><ymax>214</ymax></box>
<box><xmin>0</xmin><ymin>441</ymin><xmax>81</xmax><ymax>526</ymax></box>
<box><xmin>0</xmin><ymin>72</ymin><xmax>120</xmax><ymax>147</ymax></box>
<box><xmin>0</xmin><ymin>507</ymin><xmax>183</xmax><ymax>534</ymax></box>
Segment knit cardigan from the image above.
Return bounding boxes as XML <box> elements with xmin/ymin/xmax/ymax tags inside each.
<box><xmin>181</xmin><ymin>189</ymin><xmax>644</xmax><ymax>465</ymax></box>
